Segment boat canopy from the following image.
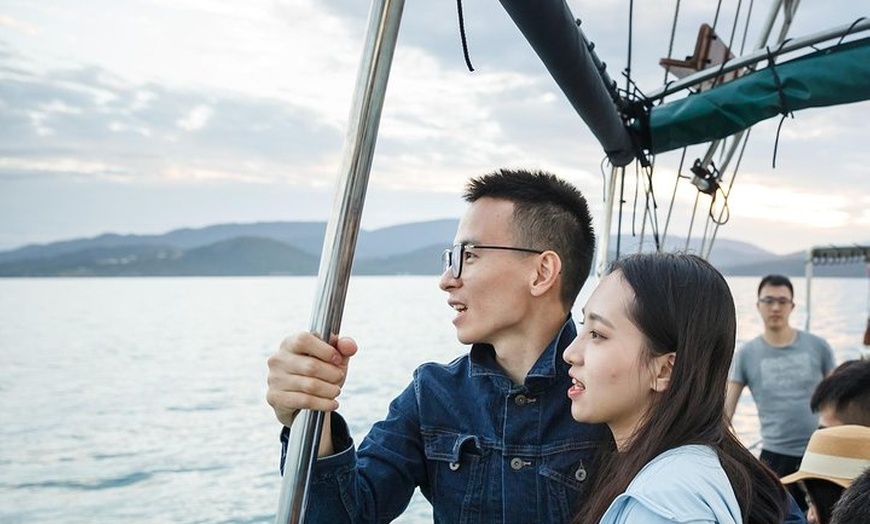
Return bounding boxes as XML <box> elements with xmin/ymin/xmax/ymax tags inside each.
<box><xmin>808</xmin><ymin>245</ymin><xmax>870</xmax><ymax>266</ymax></box>
<box><xmin>639</xmin><ymin>37</ymin><xmax>870</xmax><ymax>154</ymax></box>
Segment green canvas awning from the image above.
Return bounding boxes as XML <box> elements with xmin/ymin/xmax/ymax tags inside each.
<box><xmin>641</xmin><ymin>37</ymin><xmax>870</xmax><ymax>154</ymax></box>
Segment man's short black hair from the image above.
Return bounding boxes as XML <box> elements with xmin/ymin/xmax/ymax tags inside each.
<box><xmin>757</xmin><ymin>274</ymin><xmax>793</xmax><ymax>297</ymax></box>
<box><xmin>464</xmin><ymin>168</ymin><xmax>595</xmax><ymax>309</ymax></box>
<box><xmin>810</xmin><ymin>359</ymin><xmax>870</xmax><ymax>426</ymax></box>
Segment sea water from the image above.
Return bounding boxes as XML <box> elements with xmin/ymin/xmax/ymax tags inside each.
<box><xmin>1</xmin><ymin>275</ymin><xmax>866</xmax><ymax>523</ymax></box>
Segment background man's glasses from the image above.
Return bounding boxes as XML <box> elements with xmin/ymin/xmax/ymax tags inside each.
<box><xmin>758</xmin><ymin>296</ymin><xmax>793</xmax><ymax>306</ymax></box>
<box><xmin>442</xmin><ymin>243</ymin><xmax>543</xmax><ymax>278</ymax></box>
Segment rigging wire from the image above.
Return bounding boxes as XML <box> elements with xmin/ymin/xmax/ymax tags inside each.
<box><xmin>661</xmin><ymin>148</ymin><xmax>688</xmax><ymax>245</ymax></box>
<box><xmin>616</xmin><ymin>0</ymin><xmax>768</xmax><ymax>260</ymax></box>
<box><xmin>625</xmin><ymin>0</ymin><xmax>634</xmax><ymax>92</ymax></box>
<box><xmin>685</xmin><ymin>190</ymin><xmax>703</xmax><ymax>253</ymax></box>
<box><xmin>662</xmin><ymin>0</ymin><xmax>682</xmax><ymax>85</ymax></box>
<box><xmin>725</xmin><ymin>0</ymin><xmax>743</xmax><ymax>53</ymax></box>
<box><xmin>642</xmin><ymin>161</ymin><xmax>662</xmax><ymax>252</ymax></box>
<box><xmin>631</xmin><ymin>161</ymin><xmax>661</xmax><ymax>254</ymax></box>
<box><xmin>712</xmin><ymin>0</ymin><xmax>724</xmax><ymax>33</ymax></box>
<box><xmin>616</xmin><ymin>166</ymin><xmax>627</xmax><ymax>260</ymax></box>
<box><xmin>739</xmin><ymin>0</ymin><xmax>755</xmax><ymax>55</ymax></box>
<box><xmin>631</xmin><ymin>162</ymin><xmax>641</xmax><ymax>238</ymax></box>
<box><xmin>706</xmin><ymin>128</ymin><xmax>752</xmax><ymax>251</ymax></box>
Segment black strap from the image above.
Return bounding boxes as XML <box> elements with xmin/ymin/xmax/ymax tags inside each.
<box><xmin>456</xmin><ymin>0</ymin><xmax>474</xmax><ymax>71</ymax></box>
<box><xmin>766</xmin><ymin>45</ymin><xmax>792</xmax><ymax>168</ymax></box>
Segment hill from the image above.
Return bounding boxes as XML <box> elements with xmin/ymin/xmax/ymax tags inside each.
<box><xmin>0</xmin><ymin>221</ymin><xmax>864</xmax><ymax>277</ymax></box>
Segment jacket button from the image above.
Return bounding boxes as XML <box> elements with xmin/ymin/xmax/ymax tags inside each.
<box><xmin>515</xmin><ymin>394</ymin><xmax>534</xmax><ymax>406</ymax></box>
<box><xmin>449</xmin><ymin>461</ymin><xmax>460</xmax><ymax>471</ymax></box>
<box><xmin>510</xmin><ymin>457</ymin><xmax>531</xmax><ymax>470</ymax></box>
<box><xmin>574</xmin><ymin>466</ymin><xmax>587</xmax><ymax>481</ymax></box>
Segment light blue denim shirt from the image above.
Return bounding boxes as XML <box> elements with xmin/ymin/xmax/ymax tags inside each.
<box><xmin>279</xmin><ymin>317</ymin><xmax>609</xmax><ymax>523</ymax></box>
<box><xmin>597</xmin><ymin>445</ymin><xmax>806</xmax><ymax>524</ymax></box>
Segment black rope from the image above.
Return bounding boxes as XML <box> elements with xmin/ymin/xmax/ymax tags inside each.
<box><xmin>456</xmin><ymin>0</ymin><xmax>474</xmax><ymax>71</ymax></box>
<box><xmin>837</xmin><ymin>17</ymin><xmax>866</xmax><ymax>46</ymax></box>
<box><xmin>766</xmin><ymin>45</ymin><xmax>792</xmax><ymax>168</ymax></box>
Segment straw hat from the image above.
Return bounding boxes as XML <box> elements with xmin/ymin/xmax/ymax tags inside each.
<box><xmin>781</xmin><ymin>425</ymin><xmax>870</xmax><ymax>488</ymax></box>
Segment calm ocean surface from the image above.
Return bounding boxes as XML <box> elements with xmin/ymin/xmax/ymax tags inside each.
<box><xmin>1</xmin><ymin>275</ymin><xmax>867</xmax><ymax>523</ymax></box>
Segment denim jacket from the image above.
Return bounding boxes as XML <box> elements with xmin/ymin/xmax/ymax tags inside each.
<box><xmin>280</xmin><ymin>318</ymin><xmax>609</xmax><ymax>523</ymax></box>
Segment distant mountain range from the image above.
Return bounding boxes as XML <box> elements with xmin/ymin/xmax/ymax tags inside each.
<box><xmin>0</xmin><ymin>220</ymin><xmax>864</xmax><ymax>277</ymax></box>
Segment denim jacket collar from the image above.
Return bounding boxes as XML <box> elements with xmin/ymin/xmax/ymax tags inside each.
<box><xmin>468</xmin><ymin>314</ymin><xmax>576</xmax><ymax>385</ymax></box>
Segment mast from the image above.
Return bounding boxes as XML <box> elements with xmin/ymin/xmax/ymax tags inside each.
<box><xmin>274</xmin><ymin>0</ymin><xmax>405</xmax><ymax>522</ymax></box>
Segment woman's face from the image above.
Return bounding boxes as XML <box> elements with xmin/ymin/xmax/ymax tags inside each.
<box><xmin>562</xmin><ymin>271</ymin><xmax>670</xmax><ymax>449</ymax></box>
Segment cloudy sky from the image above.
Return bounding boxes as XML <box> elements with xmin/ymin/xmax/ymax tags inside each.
<box><xmin>1</xmin><ymin>0</ymin><xmax>868</xmax><ymax>255</ymax></box>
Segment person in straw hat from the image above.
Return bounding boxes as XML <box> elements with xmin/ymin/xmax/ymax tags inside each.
<box><xmin>781</xmin><ymin>425</ymin><xmax>870</xmax><ymax>524</ymax></box>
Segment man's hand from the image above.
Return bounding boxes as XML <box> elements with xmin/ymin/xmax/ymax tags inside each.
<box><xmin>266</xmin><ymin>332</ymin><xmax>358</xmax><ymax>427</ymax></box>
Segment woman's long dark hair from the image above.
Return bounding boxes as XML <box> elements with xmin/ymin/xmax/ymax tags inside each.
<box><xmin>572</xmin><ymin>253</ymin><xmax>787</xmax><ymax>524</ymax></box>
<box><xmin>803</xmin><ymin>479</ymin><xmax>845</xmax><ymax>524</ymax></box>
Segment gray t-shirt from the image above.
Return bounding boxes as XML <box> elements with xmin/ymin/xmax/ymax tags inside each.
<box><xmin>729</xmin><ymin>331</ymin><xmax>835</xmax><ymax>456</ymax></box>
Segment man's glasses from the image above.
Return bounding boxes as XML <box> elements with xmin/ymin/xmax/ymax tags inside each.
<box><xmin>441</xmin><ymin>243</ymin><xmax>543</xmax><ymax>278</ymax></box>
<box><xmin>758</xmin><ymin>296</ymin><xmax>793</xmax><ymax>306</ymax></box>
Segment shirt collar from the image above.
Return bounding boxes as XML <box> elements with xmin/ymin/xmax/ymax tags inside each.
<box><xmin>468</xmin><ymin>314</ymin><xmax>576</xmax><ymax>383</ymax></box>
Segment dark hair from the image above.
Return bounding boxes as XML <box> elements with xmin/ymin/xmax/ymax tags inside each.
<box><xmin>573</xmin><ymin>253</ymin><xmax>787</xmax><ymax>524</ymax></box>
<box><xmin>803</xmin><ymin>478</ymin><xmax>846</xmax><ymax>524</ymax></box>
<box><xmin>810</xmin><ymin>360</ymin><xmax>870</xmax><ymax>426</ymax></box>
<box><xmin>464</xmin><ymin>168</ymin><xmax>595</xmax><ymax>308</ymax></box>
<box><xmin>830</xmin><ymin>467</ymin><xmax>870</xmax><ymax>524</ymax></box>
<box><xmin>758</xmin><ymin>274</ymin><xmax>794</xmax><ymax>297</ymax></box>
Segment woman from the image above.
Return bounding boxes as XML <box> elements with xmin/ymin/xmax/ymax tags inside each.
<box><xmin>781</xmin><ymin>424</ymin><xmax>870</xmax><ymax>524</ymax></box>
<box><xmin>563</xmin><ymin>253</ymin><xmax>789</xmax><ymax>523</ymax></box>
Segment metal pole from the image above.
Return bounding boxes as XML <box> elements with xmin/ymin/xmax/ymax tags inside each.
<box><xmin>805</xmin><ymin>248</ymin><xmax>813</xmax><ymax>331</ymax></box>
<box><xmin>274</xmin><ymin>0</ymin><xmax>405</xmax><ymax>522</ymax></box>
<box><xmin>595</xmin><ymin>165</ymin><xmax>619</xmax><ymax>277</ymax></box>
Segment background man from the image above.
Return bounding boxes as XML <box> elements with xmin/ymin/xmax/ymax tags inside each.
<box><xmin>725</xmin><ymin>274</ymin><xmax>836</xmax><ymax>511</ymax></box>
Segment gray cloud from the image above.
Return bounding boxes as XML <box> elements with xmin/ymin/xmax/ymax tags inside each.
<box><xmin>0</xmin><ymin>52</ymin><xmax>344</xmax><ymax>185</ymax></box>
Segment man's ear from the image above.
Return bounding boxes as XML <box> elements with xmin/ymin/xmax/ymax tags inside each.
<box><xmin>651</xmin><ymin>352</ymin><xmax>676</xmax><ymax>392</ymax></box>
<box><xmin>530</xmin><ymin>251</ymin><xmax>562</xmax><ymax>297</ymax></box>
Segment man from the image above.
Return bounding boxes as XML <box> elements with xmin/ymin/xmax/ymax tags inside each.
<box><xmin>726</xmin><ymin>274</ymin><xmax>836</xmax><ymax>511</ymax></box>
<box><xmin>810</xmin><ymin>359</ymin><xmax>870</xmax><ymax>428</ymax></box>
<box><xmin>266</xmin><ymin>169</ymin><xmax>609</xmax><ymax>523</ymax></box>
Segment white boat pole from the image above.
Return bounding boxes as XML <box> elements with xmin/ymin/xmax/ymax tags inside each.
<box><xmin>274</xmin><ymin>0</ymin><xmax>405</xmax><ymax>522</ymax></box>
<box><xmin>595</xmin><ymin>165</ymin><xmax>620</xmax><ymax>276</ymax></box>
<box><xmin>805</xmin><ymin>247</ymin><xmax>814</xmax><ymax>331</ymax></box>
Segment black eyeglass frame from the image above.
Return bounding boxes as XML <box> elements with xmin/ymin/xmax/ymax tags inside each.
<box><xmin>757</xmin><ymin>296</ymin><xmax>793</xmax><ymax>306</ymax></box>
<box><xmin>441</xmin><ymin>243</ymin><xmax>544</xmax><ymax>278</ymax></box>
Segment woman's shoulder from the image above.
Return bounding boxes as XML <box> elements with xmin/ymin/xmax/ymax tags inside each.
<box><xmin>602</xmin><ymin>445</ymin><xmax>741</xmax><ymax>524</ymax></box>
<box><xmin>634</xmin><ymin>445</ymin><xmax>721</xmax><ymax>478</ymax></box>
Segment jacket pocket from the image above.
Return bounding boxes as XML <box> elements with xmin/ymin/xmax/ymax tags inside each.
<box><xmin>539</xmin><ymin>445</ymin><xmax>597</xmax><ymax>522</ymax></box>
<box><xmin>423</xmin><ymin>432</ymin><xmax>487</xmax><ymax>521</ymax></box>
